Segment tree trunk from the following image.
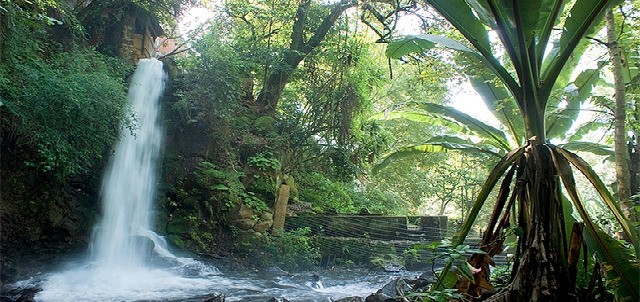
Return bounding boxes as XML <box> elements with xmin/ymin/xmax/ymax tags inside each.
<box><xmin>606</xmin><ymin>10</ymin><xmax>636</xmax><ymax>222</ymax></box>
<box><xmin>487</xmin><ymin>143</ymin><xmax>573</xmax><ymax>302</ymax></box>
<box><xmin>255</xmin><ymin>0</ymin><xmax>356</xmax><ymax>115</ymax></box>
<box><xmin>256</xmin><ymin>51</ymin><xmax>304</xmax><ymax>114</ymax></box>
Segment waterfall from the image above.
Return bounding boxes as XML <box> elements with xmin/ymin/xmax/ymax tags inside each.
<box><xmin>31</xmin><ymin>58</ymin><xmax>399</xmax><ymax>302</ymax></box>
<box><xmin>92</xmin><ymin>58</ymin><xmax>167</xmax><ymax>270</ymax></box>
<box><xmin>36</xmin><ymin>58</ymin><xmax>221</xmax><ymax>301</ymax></box>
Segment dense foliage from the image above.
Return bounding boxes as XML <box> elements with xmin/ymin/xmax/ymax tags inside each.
<box><xmin>0</xmin><ymin>2</ymin><xmax>131</xmax><ymax>178</ymax></box>
<box><xmin>1</xmin><ymin>1</ymin><xmax>638</xmax><ymax>300</ymax></box>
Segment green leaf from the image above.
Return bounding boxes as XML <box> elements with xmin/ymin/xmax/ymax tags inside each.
<box><xmin>459</xmin><ymin>261</ymin><xmax>476</xmax><ymax>282</ymax></box>
<box><xmin>372</xmin><ymin>103</ymin><xmax>512</xmax><ymax>152</ymax></box>
<box><xmin>386</xmin><ymin>36</ymin><xmax>436</xmax><ymax>59</ymax></box>
<box><xmin>558</xmin><ymin>141</ymin><xmax>614</xmax><ymax>157</ymax></box>
<box><xmin>540</xmin><ymin>0</ymin><xmax>611</xmax><ymax>100</ymax></box>
<box><xmin>546</xmin><ymin>95</ymin><xmax>581</xmax><ymax>140</ymax></box>
<box><xmin>551</xmin><ymin>146</ymin><xmax>639</xmax><ymax>302</ymax></box>
<box><xmin>371</xmin><ymin>138</ymin><xmax>501</xmax><ymax>175</ymax></box>
<box><xmin>426</xmin><ymin>135</ymin><xmax>503</xmax><ymax>157</ymax></box>
<box><xmin>426</xmin><ymin>0</ymin><xmax>492</xmax><ymax>56</ymax></box>
<box><xmin>213</xmin><ymin>184</ymin><xmax>230</xmax><ymax>191</ymax></box>
<box><xmin>372</xmin><ymin>144</ymin><xmax>448</xmax><ymax>175</ymax></box>
<box><xmin>534</xmin><ymin>1</ymin><xmax>566</xmax><ymax>66</ymax></box>
<box><xmin>569</xmin><ymin>120</ymin><xmax>610</xmax><ymax>141</ymax></box>
<box><xmin>387</xmin><ymin>34</ymin><xmax>476</xmax><ymax>60</ymax></box>
<box><xmin>415</xmin><ymin>103</ymin><xmax>512</xmax><ymax>151</ymax></box>
<box><xmin>426</xmin><ymin>0</ymin><xmax>521</xmax><ymax>98</ymax></box>
<box><xmin>465</xmin><ymin>248</ymin><xmax>488</xmax><ymax>254</ymax></box>
<box><xmin>622</xmin><ymin>61</ymin><xmax>639</xmax><ymax>84</ymax></box>
<box><xmin>556</xmin><ymin>147</ymin><xmax>637</xmax><ymax>243</ymax></box>
<box><xmin>574</xmin><ymin>64</ymin><xmax>604</xmax><ymax>101</ymax></box>
<box><xmin>466</xmin><ymin>0</ymin><xmax>496</xmax><ymax>28</ymax></box>
<box><xmin>468</xmin><ymin>74</ymin><xmax>524</xmax><ymax>144</ymax></box>
<box><xmin>371</xmin><ymin>110</ymin><xmax>472</xmax><ymax>134</ymax></box>
<box><xmin>489</xmin><ymin>0</ymin><xmax>519</xmax><ymax>57</ymax></box>
<box><xmin>584</xmin><ymin>228</ymin><xmax>640</xmax><ymax>302</ymax></box>
<box><xmin>547</xmin><ymin>66</ymin><xmax>602</xmax><ymax>139</ymax></box>
<box><xmin>554</xmin><ymin>147</ymin><xmax>639</xmax><ymax>253</ymax></box>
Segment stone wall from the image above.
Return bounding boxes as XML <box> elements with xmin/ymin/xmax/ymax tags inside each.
<box><xmin>285</xmin><ymin>215</ymin><xmax>448</xmax><ymax>241</ymax></box>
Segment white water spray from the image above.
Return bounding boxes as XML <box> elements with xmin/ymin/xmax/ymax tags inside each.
<box><xmin>92</xmin><ymin>58</ymin><xmax>167</xmax><ymax>270</ymax></box>
<box><xmin>36</xmin><ymin>59</ymin><xmax>220</xmax><ymax>302</ymax></box>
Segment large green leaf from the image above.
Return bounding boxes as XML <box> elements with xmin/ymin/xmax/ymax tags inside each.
<box><xmin>558</xmin><ymin>141</ymin><xmax>614</xmax><ymax>157</ymax></box>
<box><xmin>546</xmin><ymin>96</ymin><xmax>581</xmax><ymax>140</ymax></box>
<box><xmin>465</xmin><ymin>0</ymin><xmax>496</xmax><ymax>28</ymax></box>
<box><xmin>486</xmin><ymin>1</ymin><xmax>519</xmax><ymax>65</ymax></box>
<box><xmin>551</xmin><ymin>146</ymin><xmax>639</xmax><ymax>302</ymax></box>
<box><xmin>386</xmin><ymin>34</ymin><xmax>475</xmax><ymax>59</ymax></box>
<box><xmin>515</xmin><ymin>0</ymin><xmax>543</xmax><ymax>49</ymax></box>
<box><xmin>385</xmin><ymin>36</ymin><xmax>437</xmax><ymax>59</ymax></box>
<box><xmin>371</xmin><ymin>110</ymin><xmax>472</xmax><ymax>135</ymax></box>
<box><xmin>413</xmin><ymin>103</ymin><xmax>512</xmax><ymax>151</ymax></box>
<box><xmin>568</xmin><ymin>120</ymin><xmax>610</xmax><ymax>141</ymax></box>
<box><xmin>546</xmin><ymin>66</ymin><xmax>602</xmax><ymax>139</ymax></box>
<box><xmin>555</xmin><ymin>147</ymin><xmax>639</xmax><ymax>252</ymax></box>
<box><xmin>425</xmin><ymin>135</ymin><xmax>503</xmax><ymax>157</ymax></box>
<box><xmin>584</xmin><ymin>228</ymin><xmax>640</xmax><ymax>302</ymax></box>
<box><xmin>372</xmin><ymin>103</ymin><xmax>512</xmax><ymax>152</ymax></box>
<box><xmin>534</xmin><ymin>1</ymin><xmax>566</xmax><ymax>67</ymax></box>
<box><xmin>372</xmin><ymin>144</ymin><xmax>449</xmax><ymax>175</ymax></box>
<box><xmin>468</xmin><ymin>74</ymin><xmax>524</xmax><ymax>144</ymax></box>
<box><xmin>540</xmin><ymin>0</ymin><xmax>612</xmax><ymax>102</ymax></box>
<box><xmin>371</xmin><ymin>136</ymin><xmax>502</xmax><ymax>175</ymax></box>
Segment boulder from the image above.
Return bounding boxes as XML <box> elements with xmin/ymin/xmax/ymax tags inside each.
<box><xmin>378</xmin><ymin>278</ymin><xmax>413</xmax><ymax>298</ymax></box>
<box><xmin>265</xmin><ymin>298</ymin><xmax>290</xmax><ymax>302</ymax></box>
<box><xmin>15</xmin><ymin>286</ymin><xmax>41</xmax><ymax>302</ymax></box>
<box><xmin>203</xmin><ymin>294</ymin><xmax>225</xmax><ymax>302</ymax></box>
<box><xmin>414</xmin><ymin>272</ymin><xmax>435</xmax><ymax>289</ymax></box>
<box><xmin>260</xmin><ymin>211</ymin><xmax>274</xmax><ymax>221</ymax></box>
<box><xmin>253</xmin><ymin>220</ymin><xmax>272</xmax><ymax>233</ymax></box>
<box><xmin>233</xmin><ymin>218</ymin><xmax>256</xmax><ymax>230</ymax></box>
<box><xmin>364</xmin><ymin>293</ymin><xmax>392</xmax><ymax>302</ymax></box>
<box><xmin>229</xmin><ymin>203</ymin><xmax>255</xmax><ymax>220</ymax></box>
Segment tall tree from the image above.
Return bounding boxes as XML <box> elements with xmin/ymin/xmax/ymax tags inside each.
<box><xmin>224</xmin><ymin>0</ymin><xmax>416</xmax><ymax>115</ymax></box>
<box><xmin>606</xmin><ymin>7</ymin><xmax>636</xmax><ymax>222</ymax></box>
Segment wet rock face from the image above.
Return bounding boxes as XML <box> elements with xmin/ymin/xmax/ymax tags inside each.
<box><xmin>265</xmin><ymin>298</ymin><xmax>290</xmax><ymax>302</ymax></box>
<box><xmin>364</xmin><ymin>276</ymin><xmax>434</xmax><ymax>302</ymax></box>
<box><xmin>81</xmin><ymin>1</ymin><xmax>163</xmax><ymax>63</ymax></box>
<box><xmin>0</xmin><ymin>165</ymin><xmax>99</xmax><ymax>284</ymax></box>
<box><xmin>1</xmin><ymin>282</ymin><xmax>42</xmax><ymax>302</ymax></box>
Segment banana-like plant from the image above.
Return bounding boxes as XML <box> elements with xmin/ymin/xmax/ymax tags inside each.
<box><xmin>381</xmin><ymin>0</ymin><xmax>639</xmax><ymax>301</ymax></box>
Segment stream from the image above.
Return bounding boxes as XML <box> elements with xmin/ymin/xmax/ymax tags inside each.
<box><xmin>6</xmin><ymin>262</ymin><xmax>423</xmax><ymax>302</ymax></box>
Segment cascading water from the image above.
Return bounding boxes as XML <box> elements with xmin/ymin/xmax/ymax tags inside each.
<box><xmin>35</xmin><ymin>59</ymin><xmax>220</xmax><ymax>301</ymax></box>
<box><xmin>30</xmin><ymin>58</ymin><xmax>415</xmax><ymax>302</ymax></box>
<box><xmin>92</xmin><ymin>57</ymin><xmax>167</xmax><ymax>271</ymax></box>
